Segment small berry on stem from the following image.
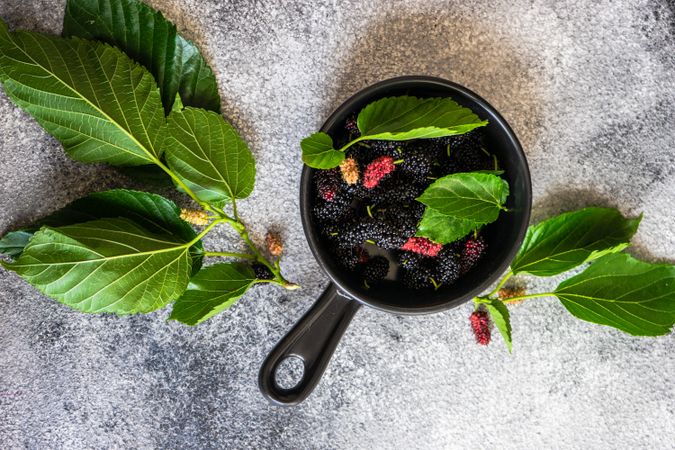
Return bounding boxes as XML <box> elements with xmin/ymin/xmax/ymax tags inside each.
<box><xmin>180</xmin><ymin>208</ymin><xmax>209</xmax><ymax>226</ymax></box>
<box><xmin>265</xmin><ymin>231</ymin><xmax>283</xmax><ymax>257</ymax></box>
<box><xmin>252</xmin><ymin>263</ymin><xmax>274</xmax><ymax>280</ymax></box>
<box><xmin>498</xmin><ymin>285</ymin><xmax>527</xmax><ymax>305</ymax></box>
<box><xmin>470</xmin><ymin>310</ymin><xmax>491</xmax><ymax>345</ymax></box>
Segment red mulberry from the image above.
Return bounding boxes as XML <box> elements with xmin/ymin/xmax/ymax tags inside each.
<box><xmin>401</xmin><ymin>236</ymin><xmax>442</xmax><ymax>257</ymax></box>
<box><xmin>363</xmin><ymin>156</ymin><xmax>396</xmax><ymax>189</ymax></box>
<box><xmin>470</xmin><ymin>310</ymin><xmax>491</xmax><ymax>345</ymax></box>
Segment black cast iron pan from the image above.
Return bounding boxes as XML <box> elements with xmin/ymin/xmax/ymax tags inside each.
<box><xmin>259</xmin><ymin>76</ymin><xmax>532</xmax><ymax>406</ymax></box>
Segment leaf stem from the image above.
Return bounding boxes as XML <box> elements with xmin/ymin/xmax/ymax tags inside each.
<box><xmin>204</xmin><ymin>251</ymin><xmax>255</xmax><ymax>260</ymax></box>
<box><xmin>230</xmin><ymin>198</ymin><xmax>239</xmax><ymax>222</ymax></box>
<box><xmin>188</xmin><ymin>219</ymin><xmax>225</xmax><ymax>246</ymax></box>
<box><xmin>155</xmin><ymin>158</ymin><xmax>296</xmax><ymax>289</ymax></box>
<box><xmin>255</xmin><ymin>278</ymin><xmax>301</xmax><ymax>290</ymax></box>
<box><xmin>337</xmin><ymin>136</ymin><xmax>367</xmax><ymax>153</ymax></box>
<box><xmin>225</xmin><ymin>219</ymin><xmax>295</xmax><ymax>288</ymax></box>
<box><xmin>501</xmin><ymin>292</ymin><xmax>554</xmax><ymax>304</ymax></box>
<box><xmin>153</xmin><ymin>158</ymin><xmax>217</xmax><ymax>214</ymax></box>
<box><xmin>484</xmin><ymin>270</ymin><xmax>514</xmax><ymax>299</ymax></box>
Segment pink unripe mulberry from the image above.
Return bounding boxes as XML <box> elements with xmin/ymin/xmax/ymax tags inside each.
<box><xmin>470</xmin><ymin>310</ymin><xmax>491</xmax><ymax>345</ymax></box>
<box><xmin>401</xmin><ymin>236</ymin><xmax>443</xmax><ymax>257</ymax></box>
<box><xmin>363</xmin><ymin>156</ymin><xmax>395</xmax><ymax>189</ymax></box>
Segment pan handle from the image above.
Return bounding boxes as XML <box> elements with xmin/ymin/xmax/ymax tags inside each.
<box><xmin>259</xmin><ymin>283</ymin><xmax>361</xmax><ymax>406</ymax></box>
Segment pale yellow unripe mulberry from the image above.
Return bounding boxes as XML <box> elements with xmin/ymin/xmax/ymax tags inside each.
<box><xmin>339</xmin><ymin>157</ymin><xmax>360</xmax><ymax>185</ymax></box>
<box><xmin>180</xmin><ymin>208</ymin><xmax>209</xmax><ymax>226</ymax></box>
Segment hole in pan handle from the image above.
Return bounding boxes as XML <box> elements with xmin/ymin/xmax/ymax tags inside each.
<box><xmin>258</xmin><ymin>283</ymin><xmax>361</xmax><ymax>406</ymax></box>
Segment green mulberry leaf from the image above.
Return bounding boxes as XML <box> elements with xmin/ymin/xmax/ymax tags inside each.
<box><xmin>357</xmin><ymin>96</ymin><xmax>488</xmax><ymax>140</ymax></box>
<box><xmin>0</xmin><ymin>190</ymin><xmax>203</xmax><ymax>274</ymax></box>
<box><xmin>300</xmin><ymin>96</ymin><xmax>487</xmax><ymax>169</ymax></box>
<box><xmin>416</xmin><ymin>207</ymin><xmax>479</xmax><ymax>244</ymax></box>
<box><xmin>63</xmin><ymin>0</ymin><xmax>221</xmax><ymax>113</ymax></box>
<box><xmin>417</xmin><ymin>173</ymin><xmax>509</xmax><ymax>224</ymax></box>
<box><xmin>301</xmin><ymin>132</ymin><xmax>345</xmax><ymax>169</ymax></box>
<box><xmin>163</xmin><ymin>108</ymin><xmax>256</xmax><ymax>204</ymax></box>
<box><xmin>554</xmin><ymin>253</ymin><xmax>675</xmax><ymax>336</ymax></box>
<box><xmin>511</xmin><ymin>207</ymin><xmax>641</xmax><ymax>276</ymax></box>
<box><xmin>170</xmin><ymin>263</ymin><xmax>257</xmax><ymax>325</ymax></box>
<box><xmin>483</xmin><ymin>299</ymin><xmax>512</xmax><ymax>352</ymax></box>
<box><xmin>0</xmin><ymin>231</ymin><xmax>33</xmax><ymax>257</ymax></box>
<box><xmin>0</xmin><ymin>19</ymin><xmax>165</xmax><ymax>166</ymax></box>
<box><xmin>3</xmin><ymin>218</ymin><xmax>194</xmax><ymax>314</ymax></box>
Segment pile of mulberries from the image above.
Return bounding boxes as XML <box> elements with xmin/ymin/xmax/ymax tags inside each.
<box><xmin>311</xmin><ymin>119</ymin><xmax>493</xmax><ymax>289</ymax></box>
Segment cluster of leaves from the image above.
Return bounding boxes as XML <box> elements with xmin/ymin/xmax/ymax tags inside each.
<box><xmin>0</xmin><ymin>0</ymin><xmax>295</xmax><ymax>325</ymax></box>
<box><xmin>476</xmin><ymin>207</ymin><xmax>675</xmax><ymax>352</ymax></box>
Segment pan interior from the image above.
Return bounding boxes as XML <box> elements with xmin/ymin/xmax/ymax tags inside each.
<box><xmin>300</xmin><ymin>77</ymin><xmax>532</xmax><ymax>314</ymax></box>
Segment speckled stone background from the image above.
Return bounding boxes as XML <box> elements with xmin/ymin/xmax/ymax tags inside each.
<box><xmin>1</xmin><ymin>0</ymin><xmax>674</xmax><ymax>448</ymax></box>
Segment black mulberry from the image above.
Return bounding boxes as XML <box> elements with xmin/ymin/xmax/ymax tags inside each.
<box><xmin>439</xmin><ymin>132</ymin><xmax>494</xmax><ymax>173</ymax></box>
<box><xmin>402</xmin><ymin>259</ymin><xmax>436</xmax><ymax>290</ymax></box>
<box><xmin>252</xmin><ymin>263</ymin><xmax>274</xmax><ymax>280</ymax></box>
<box><xmin>400</xmin><ymin>143</ymin><xmax>435</xmax><ymax>182</ymax></box>
<box><xmin>335</xmin><ymin>218</ymin><xmax>408</xmax><ymax>249</ymax></box>
<box><xmin>346</xmin><ymin>141</ymin><xmax>401</xmax><ymax>165</ymax></box>
<box><xmin>314</xmin><ymin>168</ymin><xmax>343</xmax><ymax>201</ymax></box>
<box><xmin>334</xmin><ymin>246</ymin><xmax>369</xmax><ymax>271</ymax></box>
<box><xmin>369</xmin><ymin>220</ymin><xmax>409</xmax><ymax>249</ymax></box>
<box><xmin>313</xmin><ymin>196</ymin><xmax>353</xmax><ymax>224</ymax></box>
<box><xmin>360</xmin><ymin>175</ymin><xmax>425</xmax><ymax>204</ymax></box>
<box><xmin>379</xmin><ymin>202</ymin><xmax>424</xmax><ymax>232</ymax></box>
<box><xmin>361</xmin><ymin>256</ymin><xmax>389</xmax><ymax>284</ymax></box>
<box><xmin>369</xmin><ymin>140</ymin><xmax>401</xmax><ymax>156</ymax></box>
<box><xmin>435</xmin><ymin>247</ymin><xmax>461</xmax><ymax>285</ymax></box>
<box><xmin>397</xmin><ymin>250</ymin><xmax>425</xmax><ymax>269</ymax></box>
<box><xmin>344</xmin><ymin>115</ymin><xmax>360</xmax><ymax>137</ymax></box>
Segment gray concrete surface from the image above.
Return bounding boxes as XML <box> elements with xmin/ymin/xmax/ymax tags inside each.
<box><xmin>1</xmin><ymin>0</ymin><xmax>674</xmax><ymax>448</ymax></box>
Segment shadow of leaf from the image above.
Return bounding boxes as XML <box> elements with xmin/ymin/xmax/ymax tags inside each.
<box><xmin>326</xmin><ymin>11</ymin><xmax>546</xmax><ymax>155</ymax></box>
